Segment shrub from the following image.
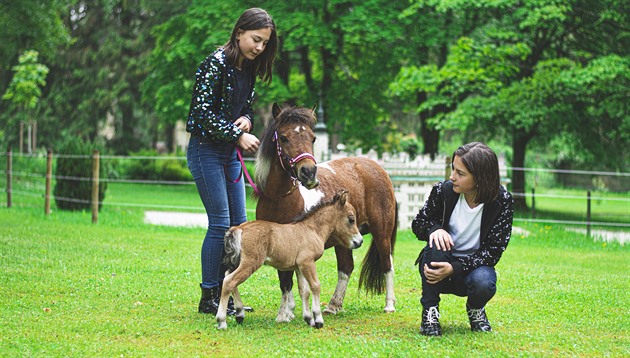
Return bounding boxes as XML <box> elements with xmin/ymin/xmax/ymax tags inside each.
<box><xmin>123</xmin><ymin>149</ymin><xmax>191</xmax><ymax>182</ymax></box>
<box><xmin>121</xmin><ymin>149</ymin><xmax>158</xmax><ymax>180</ymax></box>
<box><xmin>53</xmin><ymin>137</ymin><xmax>108</xmax><ymax>211</ymax></box>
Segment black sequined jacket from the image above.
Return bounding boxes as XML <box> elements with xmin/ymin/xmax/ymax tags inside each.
<box><xmin>411</xmin><ymin>180</ymin><xmax>514</xmax><ymax>274</ymax></box>
<box><xmin>186</xmin><ymin>48</ymin><xmax>255</xmax><ymax>143</ymax></box>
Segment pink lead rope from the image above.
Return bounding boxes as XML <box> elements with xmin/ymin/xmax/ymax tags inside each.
<box><xmin>237</xmin><ymin>147</ymin><xmax>262</xmax><ymax>196</ymax></box>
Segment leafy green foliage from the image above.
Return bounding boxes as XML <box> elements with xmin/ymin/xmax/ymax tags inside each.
<box><xmin>122</xmin><ymin>150</ymin><xmax>191</xmax><ymax>181</ymax></box>
<box><xmin>53</xmin><ymin>137</ymin><xmax>108</xmax><ymax>211</ymax></box>
<box><xmin>2</xmin><ymin>51</ymin><xmax>49</xmax><ymax>111</ymax></box>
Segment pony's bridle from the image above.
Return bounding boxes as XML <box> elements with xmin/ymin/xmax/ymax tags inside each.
<box><xmin>273</xmin><ymin>130</ymin><xmax>317</xmax><ymax>184</ymax></box>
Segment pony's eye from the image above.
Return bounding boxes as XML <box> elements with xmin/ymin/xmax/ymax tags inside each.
<box><xmin>348</xmin><ymin>216</ymin><xmax>356</xmax><ymax>225</ymax></box>
<box><xmin>312</xmin><ymin>137</ymin><xmax>317</xmax><ymax>144</ymax></box>
<box><xmin>280</xmin><ymin>135</ymin><xmax>288</xmax><ymax>143</ymax></box>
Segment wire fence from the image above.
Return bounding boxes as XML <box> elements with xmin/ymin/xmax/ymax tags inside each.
<box><xmin>1</xmin><ymin>150</ymin><xmax>629</xmax><ymax>230</ymax></box>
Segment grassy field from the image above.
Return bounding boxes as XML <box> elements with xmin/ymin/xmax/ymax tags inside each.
<box><xmin>1</xmin><ymin>182</ymin><xmax>628</xmax><ymax>356</ymax></box>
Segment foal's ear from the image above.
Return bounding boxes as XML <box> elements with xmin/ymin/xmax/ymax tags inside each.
<box><xmin>335</xmin><ymin>190</ymin><xmax>349</xmax><ymax>206</ymax></box>
<box><xmin>272</xmin><ymin>103</ymin><xmax>282</xmax><ymax>120</ymax></box>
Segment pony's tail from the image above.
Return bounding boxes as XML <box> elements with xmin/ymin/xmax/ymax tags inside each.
<box><xmin>222</xmin><ymin>228</ymin><xmax>242</xmax><ymax>272</ymax></box>
<box><xmin>358</xmin><ymin>204</ymin><xmax>398</xmax><ymax>295</ymax></box>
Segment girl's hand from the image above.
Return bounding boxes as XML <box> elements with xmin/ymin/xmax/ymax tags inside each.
<box><xmin>234</xmin><ymin>116</ymin><xmax>252</xmax><ymax>133</ymax></box>
<box><xmin>429</xmin><ymin>229</ymin><xmax>454</xmax><ymax>251</ymax></box>
<box><xmin>423</xmin><ymin>262</ymin><xmax>454</xmax><ymax>284</ymax></box>
<box><xmin>237</xmin><ymin>133</ymin><xmax>259</xmax><ymax>153</ymax></box>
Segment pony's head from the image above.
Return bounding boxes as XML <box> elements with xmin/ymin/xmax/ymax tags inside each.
<box><xmin>256</xmin><ymin>103</ymin><xmax>319</xmax><ymax>190</ymax></box>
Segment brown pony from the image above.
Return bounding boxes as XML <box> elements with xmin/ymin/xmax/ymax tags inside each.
<box><xmin>254</xmin><ymin>103</ymin><xmax>397</xmax><ymax>322</ymax></box>
<box><xmin>216</xmin><ymin>191</ymin><xmax>363</xmax><ymax>330</ymax></box>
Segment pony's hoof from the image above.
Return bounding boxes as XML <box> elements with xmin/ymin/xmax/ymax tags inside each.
<box><xmin>384</xmin><ymin>306</ymin><xmax>396</xmax><ymax>313</ymax></box>
<box><xmin>217</xmin><ymin>322</ymin><xmax>227</xmax><ymax>330</ymax></box>
<box><xmin>314</xmin><ymin>322</ymin><xmax>323</xmax><ymax>329</ymax></box>
<box><xmin>236</xmin><ymin>316</ymin><xmax>244</xmax><ymax>324</ymax></box>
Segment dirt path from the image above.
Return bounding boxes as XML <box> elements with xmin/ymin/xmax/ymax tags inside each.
<box><xmin>144</xmin><ymin>211</ymin><xmax>628</xmax><ymax>245</ymax></box>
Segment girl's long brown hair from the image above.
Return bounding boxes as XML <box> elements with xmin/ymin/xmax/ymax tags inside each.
<box><xmin>453</xmin><ymin>142</ymin><xmax>501</xmax><ymax>204</ymax></box>
<box><xmin>224</xmin><ymin>8</ymin><xmax>278</xmax><ymax>84</ymax></box>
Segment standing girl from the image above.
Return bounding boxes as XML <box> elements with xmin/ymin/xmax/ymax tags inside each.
<box><xmin>186</xmin><ymin>8</ymin><xmax>278</xmax><ymax>314</ymax></box>
<box><xmin>412</xmin><ymin>142</ymin><xmax>514</xmax><ymax>336</ymax></box>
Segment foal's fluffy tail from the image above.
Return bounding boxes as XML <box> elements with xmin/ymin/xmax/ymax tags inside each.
<box><xmin>222</xmin><ymin>228</ymin><xmax>242</xmax><ymax>272</ymax></box>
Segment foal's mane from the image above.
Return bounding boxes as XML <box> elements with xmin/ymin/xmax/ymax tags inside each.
<box><xmin>254</xmin><ymin>106</ymin><xmax>317</xmax><ymax>192</ymax></box>
<box><xmin>291</xmin><ymin>191</ymin><xmax>343</xmax><ymax>223</ymax></box>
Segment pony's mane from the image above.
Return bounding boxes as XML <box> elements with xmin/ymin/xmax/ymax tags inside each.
<box><xmin>254</xmin><ymin>106</ymin><xmax>317</xmax><ymax>192</ymax></box>
<box><xmin>291</xmin><ymin>192</ymin><xmax>342</xmax><ymax>223</ymax></box>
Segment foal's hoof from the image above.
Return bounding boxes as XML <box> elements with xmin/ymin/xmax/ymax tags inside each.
<box><xmin>236</xmin><ymin>316</ymin><xmax>244</xmax><ymax>324</ymax></box>
<box><xmin>314</xmin><ymin>322</ymin><xmax>323</xmax><ymax>329</ymax></box>
<box><xmin>323</xmin><ymin>306</ymin><xmax>342</xmax><ymax>315</ymax></box>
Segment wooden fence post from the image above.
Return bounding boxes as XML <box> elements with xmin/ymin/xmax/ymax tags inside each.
<box><xmin>19</xmin><ymin>122</ymin><xmax>24</xmax><ymax>154</ymax></box>
<box><xmin>531</xmin><ymin>188</ymin><xmax>536</xmax><ymax>218</ymax></box>
<box><xmin>91</xmin><ymin>150</ymin><xmax>100</xmax><ymax>224</ymax></box>
<box><xmin>6</xmin><ymin>147</ymin><xmax>11</xmax><ymax>208</ymax></box>
<box><xmin>586</xmin><ymin>191</ymin><xmax>591</xmax><ymax>238</ymax></box>
<box><xmin>45</xmin><ymin>149</ymin><xmax>53</xmax><ymax>215</ymax></box>
<box><xmin>444</xmin><ymin>156</ymin><xmax>452</xmax><ymax>180</ymax></box>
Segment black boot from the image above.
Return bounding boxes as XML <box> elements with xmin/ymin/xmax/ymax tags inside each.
<box><xmin>215</xmin><ymin>295</ymin><xmax>254</xmax><ymax>313</ymax></box>
<box><xmin>419</xmin><ymin>306</ymin><xmax>442</xmax><ymax>336</ymax></box>
<box><xmin>198</xmin><ymin>285</ymin><xmax>235</xmax><ymax>315</ymax></box>
<box><xmin>467</xmin><ymin>304</ymin><xmax>492</xmax><ymax>332</ymax></box>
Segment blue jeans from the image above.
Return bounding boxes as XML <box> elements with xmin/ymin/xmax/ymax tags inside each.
<box><xmin>419</xmin><ymin>245</ymin><xmax>497</xmax><ymax>309</ymax></box>
<box><xmin>187</xmin><ymin>137</ymin><xmax>246</xmax><ymax>289</ymax></box>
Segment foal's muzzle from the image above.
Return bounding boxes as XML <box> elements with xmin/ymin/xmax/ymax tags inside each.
<box><xmin>350</xmin><ymin>234</ymin><xmax>364</xmax><ymax>249</ymax></box>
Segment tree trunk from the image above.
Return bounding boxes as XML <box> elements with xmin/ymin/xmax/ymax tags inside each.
<box><xmin>511</xmin><ymin>129</ymin><xmax>533</xmax><ymax>211</ymax></box>
<box><xmin>417</xmin><ymin>92</ymin><xmax>439</xmax><ymax>160</ymax></box>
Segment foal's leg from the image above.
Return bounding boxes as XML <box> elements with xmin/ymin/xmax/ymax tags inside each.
<box><xmin>231</xmin><ymin>284</ymin><xmax>245</xmax><ymax>324</ymax></box>
<box><xmin>324</xmin><ymin>246</ymin><xmax>353</xmax><ymax>315</ymax></box>
<box><xmin>299</xmin><ymin>263</ymin><xmax>324</xmax><ymax>329</ymax></box>
<box><xmin>295</xmin><ymin>268</ymin><xmax>314</xmax><ymax>327</ymax></box>
<box><xmin>276</xmin><ymin>270</ymin><xmax>296</xmax><ymax>322</ymax></box>
<box><xmin>217</xmin><ymin>264</ymin><xmax>256</xmax><ymax>330</ymax></box>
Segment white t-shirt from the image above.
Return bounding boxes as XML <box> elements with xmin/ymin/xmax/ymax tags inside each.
<box><xmin>449</xmin><ymin>194</ymin><xmax>484</xmax><ymax>257</ymax></box>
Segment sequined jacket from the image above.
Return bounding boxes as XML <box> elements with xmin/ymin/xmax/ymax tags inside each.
<box><xmin>411</xmin><ymin>180</ymin><xmax>514</xmax><ymax>274</ymax></box>
<box><xmin>186</xmin><ymin>48</ymin><xmax>255</xmax><ymax>143</ymax></box>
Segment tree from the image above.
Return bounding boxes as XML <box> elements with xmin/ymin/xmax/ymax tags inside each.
<box><xmin>2</xmin><ymin>50</ymin><xmax>49</xmax><ymax>153</ymax></box>
<box><xmin>36</xmin><ymin>0</ymin><xmax>188</xmax><ymax>154</ymax></box>
<box><xmin>0</xmin><ymin>0</ymin><xmax>69</xmax><ymax>149</ymax></box>
<box><xmin>391</xmin><ymin>0</ymin><xmax>629</xmax><ymax>208</ymax></box>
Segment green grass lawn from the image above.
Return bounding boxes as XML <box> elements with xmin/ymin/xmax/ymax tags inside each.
<box><xmin>518</xmin><ymin>187</ymin><xmax>630</xmax><ymax>225</ymax></box>
<box><xmin>1</xmin><ymin>197</ymin><xmax>628</xmax><ymax>356</ymax></box>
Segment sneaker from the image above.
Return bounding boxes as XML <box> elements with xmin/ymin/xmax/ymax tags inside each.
<box><xmin>420</xmin><ymin>306</ymin><xmax>442</xmax><ymax>336</ymax></box>
<box><xmin>467</xmin><ymin>304</ymin><xmax>492</xmax><ymax>332</ymax></box>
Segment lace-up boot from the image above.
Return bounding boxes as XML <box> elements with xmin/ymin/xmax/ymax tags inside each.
<box><xmin>213</xmin><ymin>293</ymin><xmax>254</xmax><ymax>313</ymax></box>
<box><xmin>420</xmin><ymin>306</ymin><xmax>442</xmax><ymax>336</ymax></box>
<box><xmin>467</xmin><ymin>304</ymin><xmax>492</xmax><ymax>332</ymax></box>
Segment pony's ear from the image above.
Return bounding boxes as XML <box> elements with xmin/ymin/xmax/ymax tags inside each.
<box><xmin>272</xmin><ymin>103</ymin><xmax>282</xmax><ymax>120</ymax></box>
<box><xmin>311</xmin><ymin>103</ymin><xmax>318</xmax><ymax>123</ymax></box>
